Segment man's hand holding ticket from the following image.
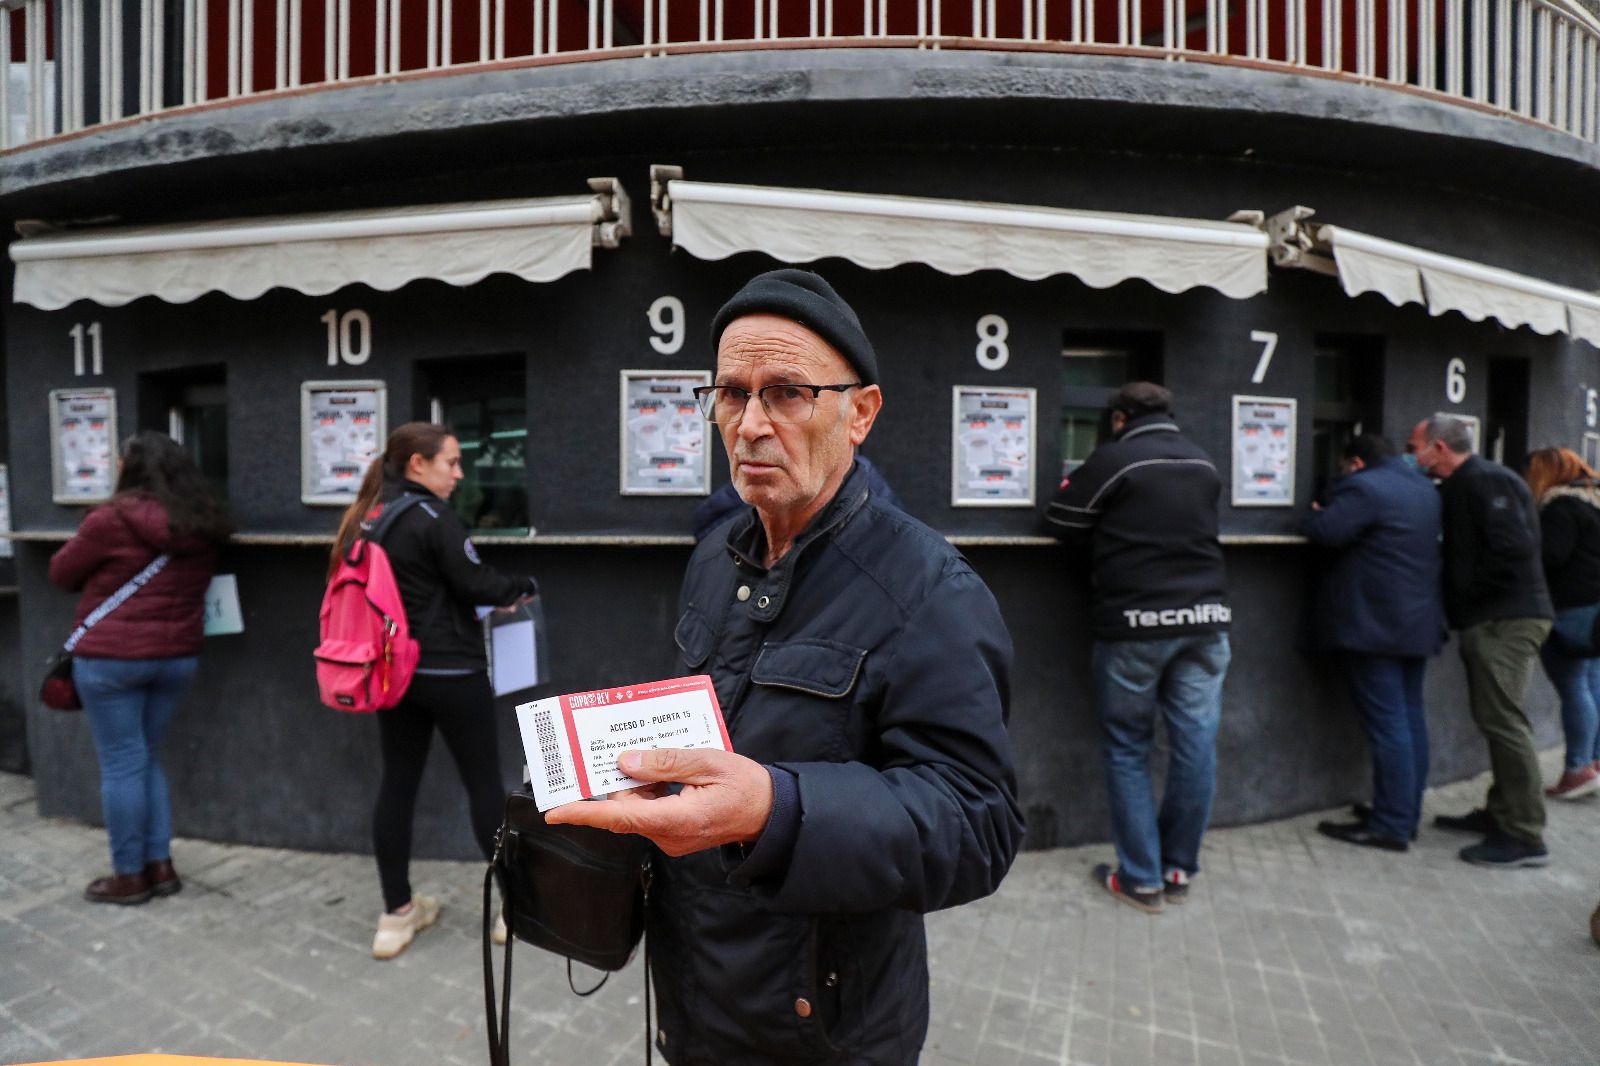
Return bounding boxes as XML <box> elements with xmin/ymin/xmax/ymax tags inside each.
<box><xmin>515</xmin><ymin>675</ymin><xmax>734</xmax><ymax>812</ymax></box>
<box><xmin>516</xmin><ymin>675</ymin><xmax>777</xmax><ymax>856</ymax></box>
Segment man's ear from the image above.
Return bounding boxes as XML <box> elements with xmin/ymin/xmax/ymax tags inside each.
<box><xmin>848</xmin><ymin>385</ymin><xmax>883</xmax><ymax>446</ymax></box>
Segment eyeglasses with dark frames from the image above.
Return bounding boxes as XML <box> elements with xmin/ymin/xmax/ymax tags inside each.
<box><xmin>693</xmin><ymin>383</ymin><xmax>863</xmax><ymax>425</ymax></box>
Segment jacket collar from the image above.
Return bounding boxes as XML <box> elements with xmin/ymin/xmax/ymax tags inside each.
<box><xmin>1114</xmin><ymin>412</ymin><xmax>1180</xmax><ymax>442</ymax></box>
<box><xmin>723</xmin><ymin>461</ymin><xmax>872</xmax><ymax>624</ymax></box>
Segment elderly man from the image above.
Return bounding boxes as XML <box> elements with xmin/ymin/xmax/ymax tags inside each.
<box><xmin>549</xmin><ymin>269</ymin><xmax>1023</xmax><ymax>1064</ymax></box>
<box><xmin>1408</xmin><ymin>415</ymin><xmax>1553</xmax><ymax>867</ymax></box>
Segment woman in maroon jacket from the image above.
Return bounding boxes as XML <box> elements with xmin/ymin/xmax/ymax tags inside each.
<box><xmin>49</xmin><ymin>432</ymin><xmax>231</xmax><ymax>904</ymax></box>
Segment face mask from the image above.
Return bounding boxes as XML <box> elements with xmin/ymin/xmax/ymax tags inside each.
<box><xmin>1401</xmin><ymin>453</ymin><xmax>1420</xmax><ymax>471</ymax></box>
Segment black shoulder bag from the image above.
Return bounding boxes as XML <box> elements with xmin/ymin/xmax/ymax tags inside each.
<box><xmin>482</xmin><ymin>789</ymin><xmax>653</xmax><ymax>1066</ymax></box>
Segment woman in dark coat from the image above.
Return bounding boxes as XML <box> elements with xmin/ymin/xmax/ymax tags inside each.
<box><xmin>1525</xmin><ymin>447</ymin><xmax>1600</xmax><ymax>799</ymax></box>
<box><xmin>49</xmin><ymin>432</ymin><xmax>231</xmax><ymax>904</ymax></box>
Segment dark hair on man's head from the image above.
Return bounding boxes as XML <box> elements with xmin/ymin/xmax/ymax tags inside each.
<box><xmin>1342</xmin><ymin>433</ymin><xmax>1394</xmax><ymax>467</ymax></box>
<box><xmin>1108</xmin><ymin>381</ymin><xmax>1171</xmax><ymax>419</ymax></box>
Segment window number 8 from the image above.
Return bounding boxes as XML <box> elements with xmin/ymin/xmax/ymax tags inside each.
<box><xmin>975</xmin><ymin>314</ymin><xmax>1009</xmax><ymax>370</ymax></box>
<box><xmin>648</xmin><ymin>296</ymin><xmax>685</xmax><ymax>356</ymax></box>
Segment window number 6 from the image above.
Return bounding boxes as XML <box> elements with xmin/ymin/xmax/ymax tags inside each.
<box><xmin>1445</xmin><ymin>357</ymin><xmax>1467</xmax><ymax>404</ymax></box>
<box><xmin>975</xmin><ymin>314</ymin><xmax>1009</xmax><ymax>370</ymax></box>
<box><xmin>648</xmin><ymin>296</ymin><xmax>685</xmax><ymax>356</ymax></box>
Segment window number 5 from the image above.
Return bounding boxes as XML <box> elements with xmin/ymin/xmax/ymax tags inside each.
<box><xmin>1446</xmin><ymin>357</ymin><xmax>1467</xmax><ymax>404</ymax></box>
<box><xmin>1249</xmin><ymin>330</ymin><xmax>1278</xmax><ymax>384</ymax></box>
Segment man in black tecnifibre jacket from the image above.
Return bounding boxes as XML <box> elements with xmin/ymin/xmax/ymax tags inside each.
<box><xmin>1046</xmin><ymin>382</ymin><xmax>1231</xmax><ymax>914</ymax></box>
<box><xmin>1409</xmin><ymin>415</ymin><xmax>1554</xmax><ymax>868</ymax></box>
<box><xmin>548</xmin><ymin>269</ymin><xmax>1024</xmax><ymax>1065</ymax></box>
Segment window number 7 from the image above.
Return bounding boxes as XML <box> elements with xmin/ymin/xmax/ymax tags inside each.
<box><xmin>1249</xmin><ymin>330</ymin><xmax>1278</xmax><ymax>385</ymax></box>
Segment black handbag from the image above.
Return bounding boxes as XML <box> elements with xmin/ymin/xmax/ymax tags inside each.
<box><xmin>483</xmin><ymin>788</ymin><xmax>653</xmax><ymax>1066</ymax></box>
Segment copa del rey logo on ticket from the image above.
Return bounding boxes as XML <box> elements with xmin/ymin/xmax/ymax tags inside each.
<box><xmin>515</xmin><ymin>675</ymin><xmax>732</xmax><ymax>813</ymax></box>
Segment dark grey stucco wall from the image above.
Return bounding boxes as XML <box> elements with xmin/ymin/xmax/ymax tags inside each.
<box><xmin>0</xmin><ymin>48</ymin><xmax>1587</xmax><ymax>858</ymax></box>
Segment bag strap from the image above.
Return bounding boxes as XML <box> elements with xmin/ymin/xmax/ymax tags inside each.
<box><xmin>359</xmin><ymin>492</ymin><xmax>429</xmax><ymax>555</ymax></box>
<box><xmin>64</xmin><ymin>553</ymin><xmax>171</xmax><ymax>652</ymax></box>
<box><xmin>482</xmin><ymin>842</ymin><xmax>654</xmax><ymax>1066</ymax></box>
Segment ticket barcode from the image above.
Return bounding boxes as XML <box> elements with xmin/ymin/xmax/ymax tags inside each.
<box><xmin>534</xmin><ymin>704</ymin><xmax>567</xmax><ymax>791</ymax></box>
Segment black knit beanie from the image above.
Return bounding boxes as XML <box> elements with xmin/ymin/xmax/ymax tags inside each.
<box><xmin>709</xmin><ymin>269</ymin><xmax>879</xmax><ymax>385</ymax></box>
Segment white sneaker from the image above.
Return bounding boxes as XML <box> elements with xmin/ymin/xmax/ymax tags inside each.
<box><xmin>371</xmin><ymin>894</ymin><xmax>440</xmax><ymax>960</ymax></box>
<box><xmin>492</xmin><ymin>913</ymin><xmax>508</xmax><ymax>945</ymax></box>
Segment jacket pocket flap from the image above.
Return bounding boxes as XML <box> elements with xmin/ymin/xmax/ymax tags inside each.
<box><xmin>674</xmin><ymin>607</ymin><xmax>713</xmax><ymax>668</ymax></box>
<box><xmin>751</xmin><ymin>640</ymin><xmax>866</xmax><ymax>698</ymax></box>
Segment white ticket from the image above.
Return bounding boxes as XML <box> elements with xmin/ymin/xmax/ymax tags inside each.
<box><xmin>515</xmin><ymin>675</ymin><xmax>732</xmax><ymax>812</ymax></box>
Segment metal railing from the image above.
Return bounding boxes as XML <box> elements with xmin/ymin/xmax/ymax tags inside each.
<box><xmin>2</xmin><ymin>0</ymin><xmax>1597</xmax><ymax>150</ymax></box>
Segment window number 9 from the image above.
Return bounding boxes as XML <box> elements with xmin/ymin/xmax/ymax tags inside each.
<box><xmin>648</xmin><ymin>296</ymin><xmax>685</xmax><ymax>356</ymax></box>
<box><xmin>975</xmin><ymin>314</ymin><xmax>1009</xmax><ymax>370</ymax></box>
<box><xmin>1445</xmin><ymin>357</ymin><xmax>1467</xmax><ymax>404</ymax></box>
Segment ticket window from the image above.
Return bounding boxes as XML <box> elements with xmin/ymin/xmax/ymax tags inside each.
<box><xmin>420</xmin><ymin>355</ymin><xmax>528</xmax><ymax>533</ymax></box>
<box><xmin>1059</xmin><ymin>334</ymin><xmax>1162</xmax><ymax>478</ymax></box>
<box><xmin>1486</xmin><ymin>357</ymin><xmax>1530</xmax><ymax>467</ymax></box>
<box><xmin>1311</xmin><ymin>335</ymin><xmax>1383</xmax><ymax>502</ymax></box>
<box><xmin>141</xmin><ymin>367</ymin><xmax>228</xmax><ymax>498</ymax></box>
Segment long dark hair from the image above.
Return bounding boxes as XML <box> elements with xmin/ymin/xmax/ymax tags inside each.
<box><xmin>114</xmin><ymin>431</ymin><xmax>233</xmax><ymax>543</ymax></box>
<box><xmin>329</xmin><ymin>421</ymin><xmax>454</xmax><ymax>578</ymax></box>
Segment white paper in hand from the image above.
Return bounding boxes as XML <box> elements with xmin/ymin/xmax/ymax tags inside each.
<box><xmin>515</xmin><ymin>675</ymin><xmax>731</xmax><ymax>812</ymax></box>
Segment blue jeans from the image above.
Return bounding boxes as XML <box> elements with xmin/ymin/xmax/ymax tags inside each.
<box><xmin>1338</xmin><ymin>654</ymin><xmax>1429</xmax><ymax>840</ymax></box>
<box><xmin>1540</xmin><ymin>621</ymin><xmax>1600</xmax><ymax>771</ymax></box>
<box><xmin>1092</xmin><ymin>633</ymin><xmax>1230</xmax><ymax>891</ymax></box>
<box><xmin>73</xmin><ymin>656</ymin><xmax>199</xmax><ymax>874</ymax></box>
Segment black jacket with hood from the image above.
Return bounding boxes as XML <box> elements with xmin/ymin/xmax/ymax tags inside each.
<box><xmin>372</xmin><ymin>479</ymin><xmax>534</xmax><ymax>671</ymax></box>
<box><xmin>1045</xmin><ymin>412</ymin><xmax>1230</xmax><ymax>641</ymax></box>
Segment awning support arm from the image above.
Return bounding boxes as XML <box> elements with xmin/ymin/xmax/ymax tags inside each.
<box><xmin>1264</xmin><ymin>205</ymin><xmax>1338</xmax><ymax>277</ymax></box>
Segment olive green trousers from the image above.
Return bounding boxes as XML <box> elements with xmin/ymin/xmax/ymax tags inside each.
<box><xmin>1459</xmin><ymin>617</ymin><xmax>1554</xmax><ymax>845</ymax></box>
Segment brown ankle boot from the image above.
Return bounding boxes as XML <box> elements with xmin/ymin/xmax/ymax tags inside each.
<box><xmin>85</xmin><ymin>872</ymin><xmax>153</xmax><ymax>905</ymax></box>
<box><xmin>144</xmin><ymin>859</ymin><xmax>182</xmax><ymax>897</ymax></box>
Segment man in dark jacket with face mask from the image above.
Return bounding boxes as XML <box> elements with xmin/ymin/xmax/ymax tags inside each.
<box><xmin>549</xmin><ymin>269</ymin><xmax>1023</xmax><ymax>1065</ymax></box>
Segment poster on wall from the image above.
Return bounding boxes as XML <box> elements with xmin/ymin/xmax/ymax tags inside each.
<box><xmin>50</xmin><ymin>387</ymin><xmax>118</xmax><ymax>504</ymax></box>
<box><xmin>1231</xmin><ymin>395</ymin><xmax>1297</xmax><ymax>507</ymax></box>
<box><xmin>0</xmin><ymin>463</ymin><xmax>11</xmax><ymax>559</ymax></box>
<box><xmin>619</xmin><ymin>370</ymin><xmax>711</xmax><ymax>496</ymax></box>
<box><xmin>301</xmin><ymin>381</ymin><xmax>386</xmax><ymax>505</ymax></box>
<box><xmin>951</xmin><ymin>386</ymin><xmax>1036</xmax><ymax>507</ymax></box>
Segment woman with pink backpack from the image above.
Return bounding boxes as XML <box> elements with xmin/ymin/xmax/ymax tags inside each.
<box><xmin>328</xmin><ymin>422</ymin><xmax>537</xmax><ymax>960</ymax></box>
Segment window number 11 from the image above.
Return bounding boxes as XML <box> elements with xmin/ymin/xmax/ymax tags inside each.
<box><xmin>69</xmin><ymin>322</ymin><xmax>103</xmax><ymax>376</ymax></box>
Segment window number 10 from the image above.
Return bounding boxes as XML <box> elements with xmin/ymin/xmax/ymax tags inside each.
<box><xmin>69</xmin><ymin>322</ymin><xmax>103</xmax><ymax>376</ymax></box>
<box><xmin>322</xmin><ymin>309</ymin><xmax>372</xmax><ymax>366</ymax></box>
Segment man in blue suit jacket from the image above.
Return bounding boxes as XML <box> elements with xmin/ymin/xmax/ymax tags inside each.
<box><xmin>1303</xmin><ymin>434</ymin><xmax>1446</xmax><ymax>850</ymax></box>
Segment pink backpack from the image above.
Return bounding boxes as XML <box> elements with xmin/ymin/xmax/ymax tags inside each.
<box><xmin>314</xmin><ymin>495</ymin><xmax>426</xmax><ymax>712</ymax></box>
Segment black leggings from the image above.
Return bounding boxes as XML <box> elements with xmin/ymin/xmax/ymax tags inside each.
<box><xmin>373</xmin><ymin>672</ymin><xmax>504</xmax><ymax>911</ymax></box>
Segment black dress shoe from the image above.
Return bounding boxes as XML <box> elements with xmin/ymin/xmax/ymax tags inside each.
<box><xmin>1351</xmin><ymin>803</ymin><xmax>1420</xmax><ymax>841</ymax></box>
<box><xmin>1316</xmin><ymin>820</ymin><xmax>1409</xmax><ymax>852</ymax></box>
<box><xmin>1434</xmin><ymin>808</ymin><xmax>1497</xmax><ymax>835</ymax></box>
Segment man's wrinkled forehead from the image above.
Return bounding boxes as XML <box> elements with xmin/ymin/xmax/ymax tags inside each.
<box><xmin>716</xmin><ymin>314</ymin><xmax>852</xmax><ymax>382</ymax></box>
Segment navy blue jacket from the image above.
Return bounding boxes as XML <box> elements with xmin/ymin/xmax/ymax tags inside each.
<box><xmin>657</xmin><ymin>463</ymin><xmax>1023</xmax><ymax>1064</ymax></box>
<box><xmin>1301</xmin><ymin>457</ymin><xmax>1446</xmax><ymax>657</ymax></box>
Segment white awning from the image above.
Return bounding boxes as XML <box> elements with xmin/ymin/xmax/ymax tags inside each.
<box><xmin>1267</xmin><ymin>208</ymin><xmax>1600</xmax><ymax>348</ymax></box>
<box><xmin>649</xmin><ymin>168</ymin><xmax>1269</xmax><ymax>299</ymax></box>
<box><xmin>11</xmin><ymin>180</ymin><xmax>631</xmax><ymax>310</ymax></box>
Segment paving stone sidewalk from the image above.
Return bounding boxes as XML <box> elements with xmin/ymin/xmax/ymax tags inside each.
<box><xmin>3</xmin><ymin>759</ymin><xmax>1599</xmax><ymax>1066</ymax></box>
